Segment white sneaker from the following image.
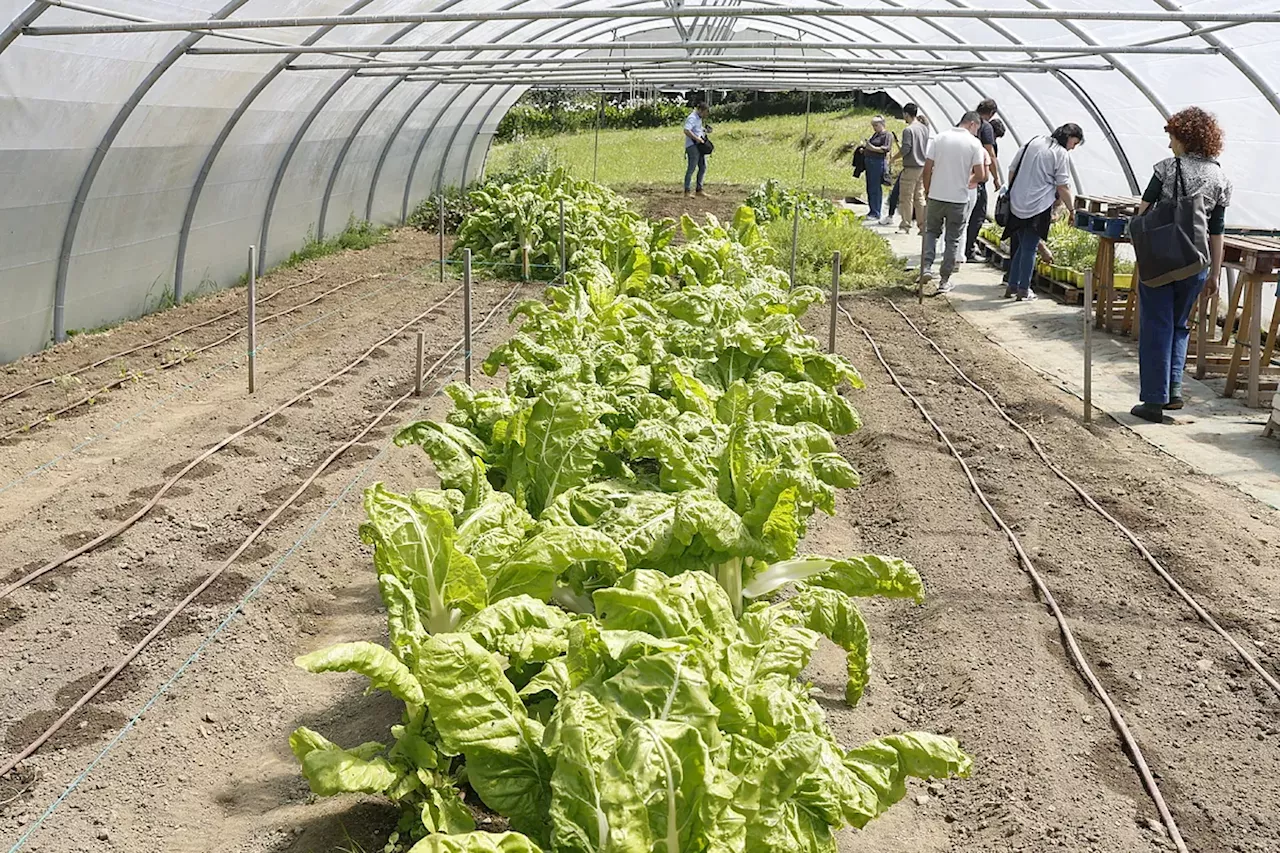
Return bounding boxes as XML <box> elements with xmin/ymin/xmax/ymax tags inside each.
<box><xmin>917</xmin><ymin>270</ymin><xmax>935</xmax><ymax>285</ymax></box>
<box><xmin>1016</xmin><ymin>290</ymin><xmax>1038</xmax><ymax>302</ymax></box>
<box><xmin>936</xmin><ymin>279</ymin><xmax>955</xmax><ymax>295</ymax></box>
<box><xmin>879</xmin><ymin>216</ymin><xmax>893</xmax><ymax>226</ymax></box>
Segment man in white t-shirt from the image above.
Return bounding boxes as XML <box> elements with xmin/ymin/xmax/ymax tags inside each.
<box><xmin>920</xmin><ymin>112</ymin><xmax>988</xmax><ymax>294</ymax></box>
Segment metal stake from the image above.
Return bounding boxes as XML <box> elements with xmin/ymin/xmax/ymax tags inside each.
<box><xmin>559</xmin><ymin>198</ymin><xmax>567</xmax><ymax>283</ymax></box>
<box><xmin>1083</xmin><ymin>270</ymin><xmax>1093</xmax><ymax>424</ymax></box>
<box><xmin>463</xmin><ymin>248</ymin><xmax>473</xmax><ymax>385</ymax></box>
<box><xmin>829</xmin><ymin>251</ymin><xmax>841</xmax><ymax>354</ymax></box>
<box><xmin>789</xmin><ymin>205</ymin><xmax>800</xmax><ymax>289</ymax></box>
<box><xmin>415</xmin><ymin>330</ymin><xmax>424</xmax><ymax>397</ymax></box>
<box><xmin>247</xmin><ymin>245</ymin><xmax>257</xmax><ymax>394</ymax></box>
<box><xmin>800</xmin><ymin>90</ymin><xmax>812</xmax><ymax>186</ymax></box>
<box><xmin>918</xmin><ymin>229</ymin><xmax>927</xmax><ymax>305</ymax></box>
<box><xmin>439</xmin><ymin>193</ymin><xmax>446</xmax><ymax>282</ymax></box>
<box><xmin>593</xmin><ymin>93</ymin><xmax>603</xmax><ymax>182</ymax></box>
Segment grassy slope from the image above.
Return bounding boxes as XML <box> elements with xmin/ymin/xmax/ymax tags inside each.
<box><xmin>487</xmin><ymin>109</ymin><xmax>907</xmax><ymax>197</ymax></box>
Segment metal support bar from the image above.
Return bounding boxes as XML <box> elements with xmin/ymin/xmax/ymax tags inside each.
<box><xmin>439</xmin><ymin>193</ymin><xmax>446</xmax><ymax>282</ymax></box>
<box><xmin>247</xmin><ymin>245</ymin><xmax>257</xmax><ymax>395</ymax></box>
<box><xmin>30</xmin><ymin>6</ymin><xmax>1278</xmax><ymax>36</ymax></box>
<box><xmin>283</xmin><ymin>56</ymin><xmax>1113</xmax><ymax>70</ymax></box>
<box><xmin>828</xmin><ymin>251</ymin><xmax>841</xmax><ymax>354</ymax></box>
<box><xmin>415</xmin><ymin>330</ymin><xmax>424</xmax><ymax>397</ymax></box>
<box><xmin>1083</xmin><ymin>270</ymin><xmax>1093</xmax><ymax>424</ymax></box>
<box><xmin>463</xmin><ymin>249</ymin><xmax>473</xmax><ymax>386</ymax></box>
<box><xmin>799</xmin><ymin>91</ymin><xmax>812</xmax><ymax>185</ymax></box>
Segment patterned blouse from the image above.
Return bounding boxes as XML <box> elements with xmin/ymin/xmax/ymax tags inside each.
<box><xmin>1143</xmin><ymin>154</ymin><xmax>1232</xmax><ymax>234</ymax></box>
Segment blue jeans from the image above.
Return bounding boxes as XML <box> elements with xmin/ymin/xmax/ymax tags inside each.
<box><xmin>684</xmin><ymin>146</ymin><xmax>706</xmax><ymax>192</ymax></box>
<box><xmin>865</xmin><ymin>156</ymin><xmax>886</xmax><ymax>218</ymax></box>
<box><xmin>1008</xmin><ymin>224</ymin><xmax>1040</xmax><ymax>295</ymax></box>
<box><xmin>1138</xmin><ymin>270</ymin><xmax>1208</xmax><ymax>404</ymax></box>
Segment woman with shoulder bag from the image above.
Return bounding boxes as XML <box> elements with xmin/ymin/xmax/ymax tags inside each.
<box><xmin>1128</xmin><ymin>107</ymin><xmax>1232</xmax><ymax>423</ymax></box>
<box><xmin>1000</xmin><ymin>124</ymin><xmax>1083</xmax><ymax>301</ymax></box>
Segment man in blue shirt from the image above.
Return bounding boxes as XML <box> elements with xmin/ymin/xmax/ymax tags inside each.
<box><xmin>683</xmin><ymin>102</ymin><xmax>711</xmax><ymax>196</ymax></box>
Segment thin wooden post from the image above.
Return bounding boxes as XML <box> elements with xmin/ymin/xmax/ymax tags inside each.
<box><xmin>593</xmin><ymin>92</ymin><xmax>603</xmax><ymax>182</ymax></box>
<box><xmin>918</xmin><ymin>229</ymin><xmax>927</xmax><ymax>305</ymax></box>
<box><xmin>439</xmin><ymin>193</ymin><xmax>446</xmax><ymax>282</ymax></box>
<box><xmin>1083</xmin><ymin>270</ymin><xmax>1093</xmax><ymax>424</ymax></box>
<box><xmin>559</xmin><ymin>198</ymin><xmax>567</xmax><ymax>284</ymax></box>
<box><xmin>1249</xmin><ymin>271</ymin><xmax>1262</xmax><ymax>407</ymax></box>
<box><xmin>414</xmin><ymin>331</ymin><xmax>424</xmax><ymax>397</ymax></box>
<box><xmin>800</xmin><ymin>91</ymin><xmax>812</xmax><ymax>186</ymax></box>
<box><xmin>247</xmin><ymin>245</ymin><xmax>257</xmax><ymax>394</ymax></box>
<box><xmin>463</xmin><ymin>248</ymin><xmax>473</xmax><ymax>386</ymax></box>
<box><xmin>789</xmin><ymin>205</ymin><xmax>800</xmax><ymax>289</ymax></box>
<box><xmin>828</xmin><ymin>251</ymin><xmax>841</xmax><ymax>354</ymax></box>
<box><xmin>1196</xmin><ymin>279</ymin><xmax>1209</xmax><ymax>379</ymax></box>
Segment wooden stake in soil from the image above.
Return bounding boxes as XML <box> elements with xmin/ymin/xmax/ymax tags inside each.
<box><xmin>789</xmin><ymin>205</ymin><xmax>800</xmax><ymax>289</ymax></box>
<box><xmin>415</xmin><ymin>330</ymin><xmax>424</xmax><ymax>397</ymax></box>
<box><xmin>247</xmin><ymin>245</ymin><xmax>257</xmax><ymax>395</ymax></box>
<box><xmin>800</xmin><ymin>91</ymin><xmax>812</xmax><ymax>186</ymax></box>
<box><xmin>464</xmin><ymin>248</ymin><xmax>473</xmax><ymax>386</ymax></box>
<box><xmin>439</xmin><ymin>193</ymin><xmax>446</xmax><ymax>282</ymax></box>
<box><xmin>559</xmin><ymin>198</ymin><xmax>567</xmax><ymax>284</ymax></box>
<box><xmin>918</xmin><ymin>228</ymin><xmax>927</xmax><ymax>305</ymax></box>
<box><xmin>829</xmin><ymin>251</ymin><xmax>841</xmax><ymax>354</ymax></box>
<box><xmin>1083</xmin><ymin>269</ymin><xmax>1093</xmax><ymax>424</ymax></box>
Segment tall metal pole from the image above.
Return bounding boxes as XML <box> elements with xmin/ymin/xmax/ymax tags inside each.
<box><xmin>439</xmin><ymin>193</ymin><xmax>446</xmax><ymax>282</ymax></box>
<box><xmin>559</xmin><ymin>198</ymin><xmax>567</xmax><ymax>284</ymax></box>
<box><xmin>918</xmin><ymin>231</ymin><xmax>927</xmax><ymax>305</ymax></box>
<box><xmin>789</xmin><ymin>205</ymin><xmax>800</xmax><ymax>289</ymax></box>
<box><xmin>828</xmin><ymin>251</ymin><xmax>841</xmax><ymax>354</ymax></box>
<box><xmin>593</xmin><ymin>93</ymin><xmax>603</xmax><ymax>182</ymax></box>
<box><xmin>800</xmin><ymin>90</ymin><xmax>812</xmax><ymax>186</ymax></box>
<box><xmin>415</xmin><ymin>330</ymin><xmax>424</xmax><ymax>397</ymax></box>
<box><xmin>463</xmin><ymin>248</ymin><xmax>473</xmax><ymax>386</ymax></box>
<box><xmin>247</xmin><ymin>245</ymin><xmax>257</xmax><ymax>394</ymax></box>
<box><xmin>1083</xmin><ymin>270</ymin><xmax>1093</xmax><ymax>424</ymax></box>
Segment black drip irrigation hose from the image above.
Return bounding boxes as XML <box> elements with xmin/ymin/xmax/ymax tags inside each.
<box><xmin>0</xmin><ymin>282</ymin><xmax>524</xmax><ymax>781</ymax></box>
<box><xmin>883</xmin><ymin>298</ymin><xmax>1280</xmax><ymax>697</ymax></box>
<box><xmin>838</xmin><ymin>303</ymin><xmax>1190</xmax><ymax>853</ymax></box>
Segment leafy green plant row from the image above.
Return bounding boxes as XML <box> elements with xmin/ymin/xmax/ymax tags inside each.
<box><xmin>291</xmin><ymin>183</ymin><xmax>970</xmax><ymax>852</ymax></box>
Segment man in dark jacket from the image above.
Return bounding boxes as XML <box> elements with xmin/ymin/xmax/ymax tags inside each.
<box><xmin>965</xmin><ymin>99</ymin><xmax>1002</xmax><ymax>262</ymax></box>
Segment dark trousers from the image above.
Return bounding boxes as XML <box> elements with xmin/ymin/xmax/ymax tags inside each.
<box><xmin>865</xmin><ymin>156</ymin><xmax>886</xmax><ymax>218</ymax></box>
<box><xmin>888</xmin><ymin>175</ymin><xmax>901</xmax><ymax>217</ymax></box>
<box><xmin>1138</xmin><ymin>271</ymin><xmax>1209</xmax><ymax>404</ymax></box>
<box><xmin>965</xmin><ymin>183</ymin><xmax>988</xmax><ymax>258</ymax></box>
<box><xmin>684</xmin><ymin>147</ymin><xmax>707</xmax><ymax>192</ymax></box>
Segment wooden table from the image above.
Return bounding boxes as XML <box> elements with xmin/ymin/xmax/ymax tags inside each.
<box><xmin>1191</xmin><ymin>234</ymin><xmax>1280</xmax><ymax>407</ymax></box>
<box><xmin>1075</xmin><ymin>195</ymin><xmax>1142</xmax><ymax>337</ymax></box>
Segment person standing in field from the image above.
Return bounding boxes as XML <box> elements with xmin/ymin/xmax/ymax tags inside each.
<box><xmin>965</xmin><ymin>99</ymin><xmax>1002</xmax><ymax>262</ymax></box>
<box><xmin>896</xmin><ymin>103</ymin><xmax>930</xmax><ymax>234</ymax></box>
<box><xmin>920</xmin><ymin>112</ymin><xmax>988</xmax><ymax>294</ymax></box>
<box><xmin>1129</xmin><ymin>107</ymin><xmax>1231</xmax><ymax>423</ymax></box>
<box><xmin>1003</xmin><ymin>123</ymin><xmax>1083</xmax><ymax>301</ymax></box>
<box><xmin>683</xmin><ymin>102</ymin><xmax>711</xmax><ymax>197</ymax></box>
<box><xmin>863</xmin><ymin>116</ymin><xmax>893</xmax><ymax>222</ymax></box>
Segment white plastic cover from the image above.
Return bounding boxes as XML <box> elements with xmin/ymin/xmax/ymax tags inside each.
<box><xmin>1</xmin><ymin>0</ymin><xmax>1275</xmax><ymax>362</ymax></box>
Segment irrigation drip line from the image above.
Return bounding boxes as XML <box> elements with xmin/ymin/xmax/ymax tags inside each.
<box><xmin>3</xmin><ymin>283</ymin><xmax>523</xmax><ymax>851</ymax></box>
<box><xmin>839</xmin><ymin>304</ymin><xmax>1190</xmax><ymax>853</ymax></box>
<box><xmin>0</xmin><ymin>274</ymin><xmax>322</xmax><ymax>407</ymax></box>
<box><xmin>0</xmin><ymin>274</ymin><xmax>376</xmax><ymax>442</ymax></box>
<box><xmin>0</xmin><ymin>280</ymin><xmax>482</xmax><ymax>602</ymax></box>
<box><xmin>884</xmin><ymin>299</ymin><xmax>1280</xmax><ymax>697</ymax></box>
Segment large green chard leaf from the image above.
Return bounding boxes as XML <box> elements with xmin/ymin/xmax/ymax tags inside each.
<box><xmin>295</xmin><ymin>641</ymin><xmax>425</xmax><ymax>706</ymax></box>
<box><xmin>395</xmin><ymin>421</ymin><xmax>491</xmax><ymax>491</ymax></box>
<box><xmin>785</xmin><ymin>587</ymin><xmax>873</xmax><ymax>706</ymax></box>
<box><xmin>504</xmin><ymin>387</ymin><xmax>615</xmax><ymax>516</ymax></box>
<box><xmin>361</xmin><ymin>483</ymin><xmax>488</xmax><ymax>635</ymax></box>
<box><xmin>461</xmin><ymin>595</ymin><xmax>572</xmax><ymax>669</ymax></box>
<box><xmin>417</xmin><ymin>633</ymin><xmax>554</xmax><ymax>842</ymax></box>
<box><xmin>593</xmin><ymin>570</ymin><xmax>738</xmax><ymax>650</ymax></box>
<box><xmin>743</xmin><ymin>554</ymin><xmax>924</xmax><ymax>602</ymax></box>
<box><xmin>407</xmin><ymin>832</ymin><xmax>544</xmax><ymax>853</ymax></box>
<box><xmin>841</xmin><ymin>732</ymin><xmax>973</xmax><ymax>828</ymax></box>
<box><xmin>487</xmin><ymin>525</ymin><xmax>627</xmax><ymax>603</ymax></box>
<box><xmin>289</xmin><ymin>727</ymin><xmax>401</xmax><ymax>797</ymax></box>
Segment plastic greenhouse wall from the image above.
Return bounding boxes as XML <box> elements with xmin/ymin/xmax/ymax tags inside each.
<box><xmin>3</xmin><ymin>0</ymin><xmax>1280</xmax><ymax>364</ymax></box>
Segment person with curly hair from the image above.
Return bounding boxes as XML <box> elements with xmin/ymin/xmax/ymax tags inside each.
<box><xmin>1129</xmin><ymin>106</ymin><xmax>1232</xmax><ymax>423</ymax></box>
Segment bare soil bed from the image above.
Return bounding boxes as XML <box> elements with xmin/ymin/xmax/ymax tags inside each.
<box><xmin>620</xmin><ymin>183</ymin><xmax>750</xmax><ymax>226</ymax></box>
<box><xmin>807</xmin><ymin>292</ymin><xmax>1280</xmax><ymax>853</ymax></box>
<box><xmin>2</xmin><ymin>216</ymin><xmax>1278</xmax><ymax>853</ymax></box>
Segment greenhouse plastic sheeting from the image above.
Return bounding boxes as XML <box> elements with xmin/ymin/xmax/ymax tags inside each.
<box><xmin>2</xmin><ymin>0</ymin><xmax>1278</xmax><ymax>363</ymax></box>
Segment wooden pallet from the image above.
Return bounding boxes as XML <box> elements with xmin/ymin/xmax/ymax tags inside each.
<box><xmin>1223</xmin><ymin>234</ymin><xmax>1280</xmax><ymax>272</ymax></box>
<box><xmin>1075</xmin><ymin>194</ymin><xmax>1141</xmax><ymax>217</ymax></box>
<box><xmin>977</xmin><ymin>237</ymin><xmax>1010</xmax><ymax>270</ymax></box>
<box><xmin>1035</xmin><ymin>273</ymin><xmax>1081</xmax><ymax>304</ymax></box>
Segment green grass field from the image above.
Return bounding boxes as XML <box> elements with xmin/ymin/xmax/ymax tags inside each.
<box><xmin>486</xmin><ymin>109</ymin><xmax>907</xmax><ymax>197</ymax></box>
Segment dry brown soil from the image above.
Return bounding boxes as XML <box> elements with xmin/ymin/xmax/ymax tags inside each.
<box><xmin>0</xmin><ymin>220</ymin><xmax>1277</xmax><ymax>853</ymax></box>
